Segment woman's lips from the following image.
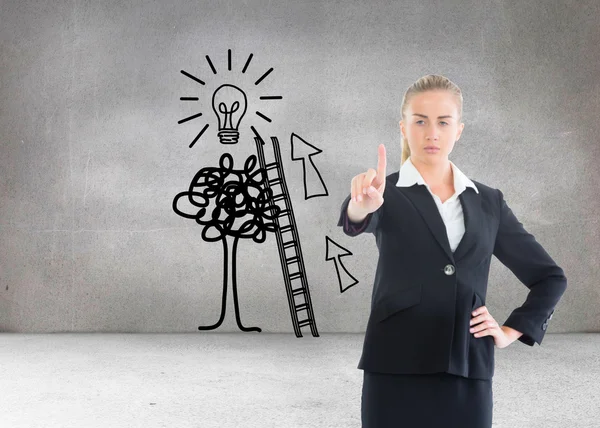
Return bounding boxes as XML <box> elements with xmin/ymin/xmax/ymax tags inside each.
<box><xmin>425</xmin><ymin>147</ymin><xmax>440</xmax><ymax>153</ymax></box>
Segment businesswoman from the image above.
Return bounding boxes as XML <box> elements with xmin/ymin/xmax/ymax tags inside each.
<box><xmin>337</xmin><ymin>74</ymin><xmax>567</xmax><ymax>427</ymax></box>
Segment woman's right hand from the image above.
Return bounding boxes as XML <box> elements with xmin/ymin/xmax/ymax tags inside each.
<box><xmin>350</xmin><ymin>144</ymin><xmax>387</xmax><ymax>214</ymax></box>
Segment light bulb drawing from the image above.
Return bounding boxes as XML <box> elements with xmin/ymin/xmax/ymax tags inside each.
<box><xmin>212</xmin><ymin>84</ymin><xmax>247</xmax><ymax>144</ymax></box>
<box><xmin>178</xmin><ymin>50</ymin><xmax>282</xmax><ymax>148</ymax></box>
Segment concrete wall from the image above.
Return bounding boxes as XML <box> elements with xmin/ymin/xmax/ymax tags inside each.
<box><xmin>1</xmin><ymin>0</ymin><xmax>598</xmax><ymax>333</ymax></box>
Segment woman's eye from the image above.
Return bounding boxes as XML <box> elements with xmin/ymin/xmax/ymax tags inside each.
<box><xmin>416</xmin><ymin>120</ymin><xmax>448</xmax><ymax>125</ymax></box>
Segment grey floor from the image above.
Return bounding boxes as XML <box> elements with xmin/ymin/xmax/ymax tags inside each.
<box><xmin>1</xmin><ymin>333</ymin><xmax>598</xmax><ymax>428</ymax></box>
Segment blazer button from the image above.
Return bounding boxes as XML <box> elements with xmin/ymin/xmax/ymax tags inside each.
<box><xmin>542</xmin><ymin>322</ymin><xmax>548</xmax><ymax>331</ymax></box>
<box><xmin>548</xmin><ymin>310</ymin><xmax>554</xmax><ymax>320</ymax></box>
<box><xmin>444</xmin><ymin>264</ymin><xmax>455</xmax><ymax>275</ymax></box>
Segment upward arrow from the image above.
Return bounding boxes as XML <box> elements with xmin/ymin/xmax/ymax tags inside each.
<box><xmin>290</xmin><ymin>133</ymin><xmax>329</xmax><ymax>200</ymax></box>
<box><xmin>324</xmin><ymin>235</ymin><xmax>359</xmax><ymax>294</ymax></box>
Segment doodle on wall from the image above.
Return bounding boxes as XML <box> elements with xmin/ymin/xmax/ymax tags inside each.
<box><xmin>290</xmin><ymin>133</ymin><xmax>329</xmax><ymax>200</ymax></box>
<box><xmin>324</xmin><ymin>236</ymin><xmax>359</xmax><ymax>294</ymax></box>
<box><xmin>173</xmin><ymin>50</ymin><xmax>323</xmax><ymax>337</ymax></box>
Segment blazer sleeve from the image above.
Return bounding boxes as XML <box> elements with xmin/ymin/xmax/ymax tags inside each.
<box><xmin>336</xmin><ymin>193</ymin><xmax>383</xmax><ymax>236</ymax></box>
<box><xmin>493</xmin><ymin>188</ymin><xmax>567</xmax><ymax>346</ymax></box>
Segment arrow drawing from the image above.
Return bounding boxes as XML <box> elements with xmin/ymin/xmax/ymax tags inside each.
<box><xmin>325</xmin><ymin>235</ymin><xmax>359</xmax><ymax>294</ymax></box>
<box><xmin>290</xmin><ymin>133</ymin><xmax>329</xmax><ymax>200</ymax></box>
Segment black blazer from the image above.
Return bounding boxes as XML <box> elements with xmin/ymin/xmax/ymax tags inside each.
<box><xmin>337</xmin><ymin>171</ymin><xmax>567</xmax><ymax>380</ymax></box>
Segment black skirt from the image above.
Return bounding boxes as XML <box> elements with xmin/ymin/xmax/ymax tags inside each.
<box><xmin>361</xmin><ymin>370</ymin><xmax>493</xmax><ymax>428</ymax></box>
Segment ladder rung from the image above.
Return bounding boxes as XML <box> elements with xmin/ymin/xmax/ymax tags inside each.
<box><xmin>298</xmin><ymin>319</ymin><xmax>312</xmax><ymax>327</ymax></box>
<box><xmin>295</xmin><ymin>303</ymin><xmax>308</xmax><ymax>311</ymax></box>
<box><xmin>272</xmin><ymin>194</ymin><xmax>286</xmax><ymax>202</ymax></box>
<box><xmin>289</xmin><ymin>272</ymin><xmax>302</xmax><ymax>280</ymax></box>
<box><xmin>292</xmin><ymin>287</ymin><xmax>305</xmax><ymax>296</ymax></box>
<box><xmin>269</xmin><ymin>178</ymin><xmax>282</xmax><ymax>186</ymax></box>
<box><xmin>282</xmin><ymin>240</ymin><xmax>296</xmax><ymax>249</ymax></box>
<box><xmin>280</xmin><ymin>225</ymin><xmax>293</xmax><ymax>233</ymax></box>
<box><xmin>286</xmin><ymin>256</ymin><xmax>299</xmax><ymax>264</ymax></box>
<box><xmin>265</xmin><ymin>162</ymin><xmax>278</xmax><ymax>170</ymax></box>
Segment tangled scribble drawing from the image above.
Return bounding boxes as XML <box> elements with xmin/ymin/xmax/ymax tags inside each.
<box><xmin>172</xmin><ymin>151</ymin><xmax>280</xmax><ymax>333</ymax></box>
<box><xmin>172</xmin><ymin>50</ymin><xmax>325</xmax><ymax>337</ymax></box>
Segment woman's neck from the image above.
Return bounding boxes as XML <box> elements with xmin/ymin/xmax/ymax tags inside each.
<box><xmin>412</xmin><ymin>158</ymin><xmax>453</xmax><ymax>188</ymax></box>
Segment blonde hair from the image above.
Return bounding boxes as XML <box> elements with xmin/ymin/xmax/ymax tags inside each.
<box><xmin>400</xmin><ymin>74</ymin><xmax>463</xmax><ymax>167</ymax></box>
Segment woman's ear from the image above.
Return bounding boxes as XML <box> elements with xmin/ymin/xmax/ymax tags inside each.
<box><xmin>456</xmin><ymin>122</ymin><xmax>465</xmax><ymax>140</ymax></box>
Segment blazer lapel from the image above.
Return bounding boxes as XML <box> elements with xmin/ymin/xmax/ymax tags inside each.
<box><xmin>400</xmin><ymin>184</ymin><xmax>481</xmax><ymax>264</ymax></box>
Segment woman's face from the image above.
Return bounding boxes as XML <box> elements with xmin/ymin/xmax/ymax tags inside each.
<box><xmin>399</xmin><ymin>90</ymin><xmax>464</xmax><ymax>165</ymax></box>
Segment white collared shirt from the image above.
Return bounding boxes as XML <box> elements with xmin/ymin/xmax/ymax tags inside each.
<box><xmin>396</xmin><ymin>156</ymin><xmax>479</xmax><ymax>253</ymax></box>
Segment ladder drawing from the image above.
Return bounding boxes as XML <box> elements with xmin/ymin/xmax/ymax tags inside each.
<box><xmin>252</xmin><ymin>132</ymin><xmax>319</xmax><ymax>338</ymax></box>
